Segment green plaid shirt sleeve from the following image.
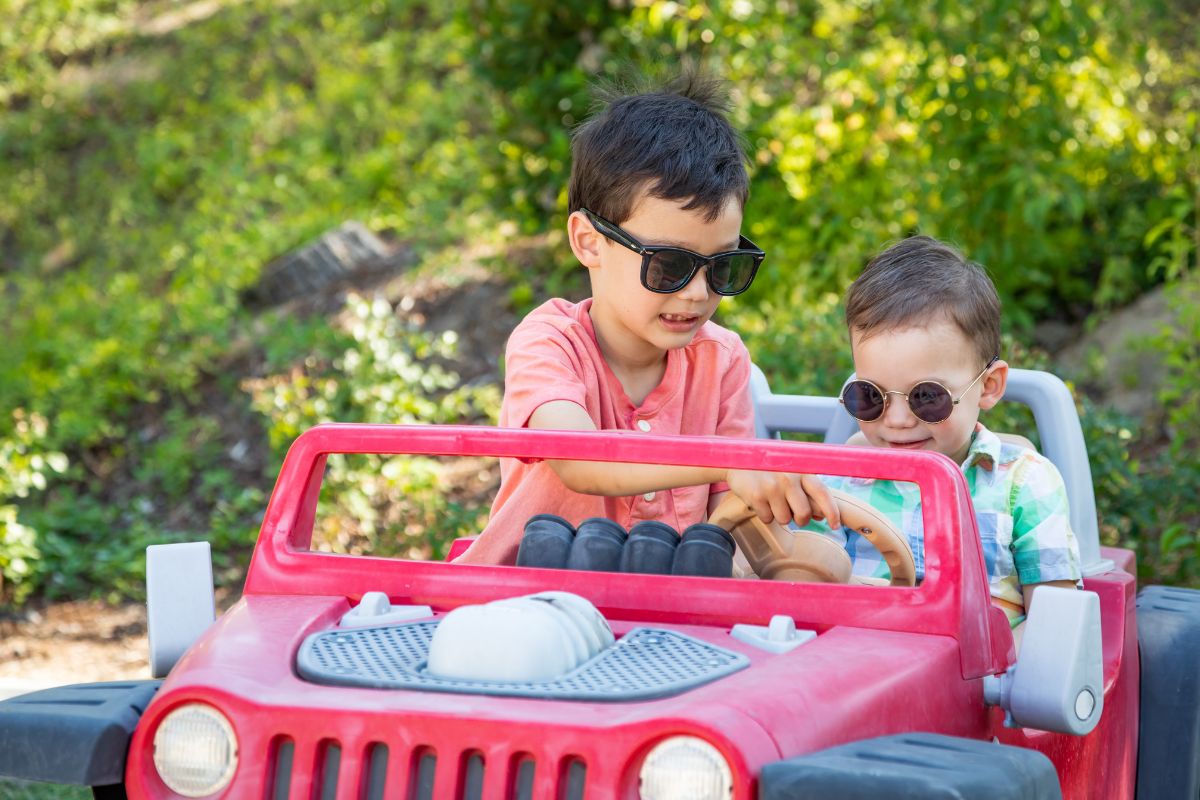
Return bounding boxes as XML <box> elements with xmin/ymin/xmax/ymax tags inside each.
<box><xmin>1007</xmin><ymin>451</ymin><xmax>1082</xmax><ymax>587</ymax></box>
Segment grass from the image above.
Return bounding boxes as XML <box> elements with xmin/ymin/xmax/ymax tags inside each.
<box><xmin>0</xmin><ymin>779</ymin><xmax>90</xmax><ymax>799</ymax></box>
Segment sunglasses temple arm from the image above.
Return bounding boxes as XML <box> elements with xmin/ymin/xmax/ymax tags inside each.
<box><xmin>954</xmin><ymin>356</ymin><xmax>1000</xmax><ymax>403</ymax></box>
<box><xmin>588</xmin><ymin>213</ymin><xmax>644</xmax><ymax>254</ymax></box>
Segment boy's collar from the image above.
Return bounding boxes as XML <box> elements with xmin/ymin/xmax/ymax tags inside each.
<box><xmin>962</xmin><ymin>423</ymin><xmax>1006</xmax><ymax>472</ymax></box>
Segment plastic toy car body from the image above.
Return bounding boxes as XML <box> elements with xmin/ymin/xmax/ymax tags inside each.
<box><xmin>0</xmin><ymin>368</ymin><xmax>1196</xmax><ymax>800</ymax></box>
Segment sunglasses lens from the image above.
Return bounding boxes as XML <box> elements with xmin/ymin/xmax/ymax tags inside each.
<box><xmin>708</xmin><ymin>253</ymin><xmax>758</xmax><ymax>295</ymax></box>
<box><xmin>909</xmin><ymin>382</ymin><xmax>954</xmax><ymax>423</ymax></box>
<box><xmin>644</xmin><ymin>250</ymin><xmax>697</xmax><ymax>292</ymax></box>
<box><xmin>842</xmin><ymin>381</ymin><xmax>886</xmax><ymax>421</ymax></box>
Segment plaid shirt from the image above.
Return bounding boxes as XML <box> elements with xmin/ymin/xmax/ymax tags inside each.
<box><xmin>802</xmin><ymin>424</ymin><xmax>1083</xmax><ymax>626</ymax></box>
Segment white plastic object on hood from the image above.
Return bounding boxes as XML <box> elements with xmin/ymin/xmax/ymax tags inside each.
<box><xmin>526</xmin><ymin>590</ymin><xmax>615</xmax><ymax>654</ymax></box>
<box><xmin>425</xmin><ymin>592</ymin><xmax>612</xmax><ymax>683</ymax></box>
<box><xmin>730</xmin><ymin>614</ymin><xmax>817</xmax><ymax>654</ymax></box>
<box><xmin>340</xmin><ymin>591</ymin><xmax>433</xmax><ymax>628</ymax></box>
<box><xmin>494</xmin><ymin>597</ymin><xmax>592</xmax><ymax>667</ymax></box>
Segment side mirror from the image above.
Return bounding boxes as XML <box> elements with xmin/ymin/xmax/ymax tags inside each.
<box><xmin>146</xmin><ymin>542</ymin><xmax>216</xmax><ymax>678</ymax></box>
<box><xmin>983</xmin><ymin>586</ymin><xmax>1103</xmax><ymax>735</ymax></box>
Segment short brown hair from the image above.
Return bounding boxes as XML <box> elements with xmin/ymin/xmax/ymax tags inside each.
<box><xmin>567</xmin><ymin>68</ymin><xmax>749</xmax><ymax>224</ymax></box>
<box><xmin>845</xmin><ymin>235</ymin><xmax>1001</xmax><ymax>364</ymax></box>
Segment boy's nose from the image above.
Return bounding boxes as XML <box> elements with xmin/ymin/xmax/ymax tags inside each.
<box><xmin>881</xmin><ymin>393</ymin><xmax>918</xmax><ymax>427</ymax></box>
<box><xmin>677</xmin><ymin>265</ymin><xmax>711</xmax><ymax>301</ymax></box>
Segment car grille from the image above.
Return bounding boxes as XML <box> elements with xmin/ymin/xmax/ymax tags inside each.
<box><xmin>267</xmin><ymin>734</ymin><xmax>588</xmax><ymax>800</ymax></box>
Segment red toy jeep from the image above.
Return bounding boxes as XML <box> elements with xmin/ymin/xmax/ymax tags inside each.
<box><xmin>0</xmin><ymin>368</ymin><xmax>1197</xmax><ymax>800</ymax></box>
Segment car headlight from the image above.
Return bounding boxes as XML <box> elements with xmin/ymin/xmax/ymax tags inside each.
<box><xmin>152</xmin><ymin>703</ymin><xmax>239</xmax><ymax>797</ymax></box>
<box><xmin>639</xmin><ymin>735</ymin><xmax>733</xmax><ymax>800</ymax></box>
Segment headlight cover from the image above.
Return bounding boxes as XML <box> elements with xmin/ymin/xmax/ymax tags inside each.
<box><xmin>152</xmin><ymin>703</ymin><xmax>239</xmax><ymax>797</ymax></box>
<box><xmin>639</xmin><ymin>735</ymin><xmax>733</xmax><ymax>800</ymax></box>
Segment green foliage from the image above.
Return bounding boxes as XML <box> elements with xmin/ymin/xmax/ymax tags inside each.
<box><xmin>1</xmin><ymin>0</ymin><xmax>510</xmax><ymax>603</ymax></box>
<box><xmin>1</xmin><ymin>0</ymin><xmax>1197</xmax><ymax>603</ymax></box>
<box><xmin>0</xmin><ymin>412</ymin><xmax>67</xmax><ymax>603</ymax></box>
<box><xmin>17</xmin><ymin>466</ymin><xmax>265</xmax><ymax>603</ymax></box>
<box><xmin>246</xmin><ymin>294</ymin><xmax>499</xmax><ymax>557</ymax></box>
<box><xmin>1143</xmin><ymin>273</ymin><xmax>1200</xmax><ymax>581</ymax></box>
<box><xmin>456</xmin><ymin>1</ymin><xmax>622</xmax><ymax>232</ymax></box>
<box><xmin>729</xmin><ymin>290</ymin><xmax>852</xmax><ymax>397</ymax></box>
<box><xmin>678</xmin><ymin>1</ymin><xmax>1192</xmax><ymax>322</ymax></box>
<box><xmin>2</xmin><ymin>0</ymin><xmax>507</xmax><ymax>451</ymax></box>
<box><xmin>0</xmin><ymin>779</ymin><xmax>89</xmax><ymax>800</ymax></box>
<box><xmin>1054</xmin><ymin>269</ymin><xmax>1200</xmax><ymax>586</ymax></box>
<box><xmin>1158</xmin><ymin>275</ymin><xmax>1200</xmax><ymax>448</ymax></box>
<box><xmin>246</xmin><ymin>294</ymin><xmax>498</xmax><ymax>440</ymax></box>
<box><xmin>458</xmin><ymin>0</ymin><xmax>1198</xmax><ymax>326</ymax></box>
<box><xmin>1082</xmin><ymin>398</ymin><xmax>1200</xmax><ymax>585</ymax></box>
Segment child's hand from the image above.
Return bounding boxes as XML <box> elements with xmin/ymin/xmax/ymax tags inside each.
<box><xmin>726</xmin><ymin>470</ymin><xmax>841</xmax><ymax>529</ymax></box>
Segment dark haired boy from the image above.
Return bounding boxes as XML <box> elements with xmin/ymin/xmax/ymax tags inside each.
<box><xmin>807</xmin><ymin>235</ymin><xmax>1082</xmax><ymax>633</ymax></box>
<box><xmin>456</xmin><ymin>72</ymin><xmax>839</xmax><ymax>564</ymax></box>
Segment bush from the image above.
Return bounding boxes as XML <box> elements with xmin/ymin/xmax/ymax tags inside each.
<box><xmin>1</xmin><ymin>0</ymin><xmax>509</xmax><ymax>603</ymax></box>
<box><xmin>466</xmin><ymin>0</ymin><xmax>1198</xmax><ymax>325</ymax></box>
<box><xmin>245</xmin><ymin>294</ymin><xmax>499</xmax><ymax>559</ymax></box>
<box><xmin>0</xmin><ymin>412</ymin><xmax>67</xmax><ymax>604</ymax></box>
<box><xmin>1</xmin><ymin>0</ymin><xmax>1196</xmax><ymax>602</ymax></box>
<box><xmin>1144</xmin><ymin>272</ymin><xmax>1200</xmax><ymax>581</ymax></box>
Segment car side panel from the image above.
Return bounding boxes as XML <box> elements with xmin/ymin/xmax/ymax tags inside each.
<box><xmin>993</xmin><ymin>570</ymin><xmax>1139</xmax><ymax>800</ymax></box>
<box><xmin>736</xmin><ymin>627</ymin><xmax>986</xmax><ymax>755</ymax></box>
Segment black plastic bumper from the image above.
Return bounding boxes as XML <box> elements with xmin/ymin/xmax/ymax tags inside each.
<box><xmin>760</xmin><ymin>732</ymin><xmax>1062</xmax><ymax>799</ymax></box>
<box><xmin>0</xmin><ymin>680</ymin><xmax>161</xmax><ymax>786</ymax></box>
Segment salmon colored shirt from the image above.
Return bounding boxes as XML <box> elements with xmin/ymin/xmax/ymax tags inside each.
<box><xmin>455</xmin><ymin>297</ymin><xmax>755</xmax><ymax>565</ymax></box>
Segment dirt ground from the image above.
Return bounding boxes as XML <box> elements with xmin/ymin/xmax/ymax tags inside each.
<box><xmin>0</xmin><ymin>601</ymin><xmax>151</xmax><ymax>696</ymax></box>
<box><xmin>0</xmin><ymin>585</ymin><xmax>253</xmax><ymax>697</ymax></box>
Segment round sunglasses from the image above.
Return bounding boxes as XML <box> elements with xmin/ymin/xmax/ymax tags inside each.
<box><xmin>581</xmin><ymin>208</ymin><xmax>765</xmax><ymax>296</ymax></box>
<box><xmin>840</xmin><ymin>356</ymin><xmax>1000</xmax><ymax>424</ymax></box>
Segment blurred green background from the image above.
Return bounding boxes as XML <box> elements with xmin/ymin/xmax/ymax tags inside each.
<box><xmin>1</xmin><ymin>0</ymin><xmax>1197</xmax><ymax>614</ymax></box>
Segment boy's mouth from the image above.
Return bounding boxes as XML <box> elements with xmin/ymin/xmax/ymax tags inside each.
<box><xmin>886</xmin><ymin>438</ymin><xmax>931</xmax><ymax>450</ymax></box>
<box><xmin>658</xmin><ymin>313</ymin><xmax>702</xmax><ymax>331</ymax></box>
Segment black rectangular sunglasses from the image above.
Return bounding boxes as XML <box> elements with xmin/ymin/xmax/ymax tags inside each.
<box><xmin>581</xmin><ymin>208</ymin><xmax>765</xmax><ymax>296</ymax></box>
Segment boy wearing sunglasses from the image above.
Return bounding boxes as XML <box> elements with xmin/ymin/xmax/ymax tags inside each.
<box><xmin>808</xmin><ymin>235</ymin><xmax>1082</xmax><ymax>630</ymax></box>
<box><xmin>455</xmin><ymin>71</ymin><xmax>839</xmax><ymax>565</ymax></box>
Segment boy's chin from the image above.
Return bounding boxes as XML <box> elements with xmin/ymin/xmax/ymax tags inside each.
<box><xmin>657</xmin><ymin>334</ymin><xmax>701</xmax><ymax>352</ymax></box>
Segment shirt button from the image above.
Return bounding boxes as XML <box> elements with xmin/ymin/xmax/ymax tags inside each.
<box><xmin>643</xmin><ymin>492</ymin><xmax>656</xmax><ymax>501</ymax></box>
<box><xmin>637</xmin><ymin>419</ymin><xmax>651</xmax><ymax>432</ymax></box>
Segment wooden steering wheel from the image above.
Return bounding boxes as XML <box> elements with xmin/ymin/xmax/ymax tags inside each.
<box><xmin>708</xmin><ymin>490</ymin><xmax>916</xmax><ymax>586</ymax></box>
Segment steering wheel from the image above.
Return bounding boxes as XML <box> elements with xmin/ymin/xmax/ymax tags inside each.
<box><xmin>708</xmin><ymin>490</ymin><xmax>916</xmax><ymax>586</ymax></box>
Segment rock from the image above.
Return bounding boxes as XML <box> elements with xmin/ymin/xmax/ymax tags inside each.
<box><xmin>1031</xmin><ymin>318</ymin><xmax>1078</xmax><ymax>354</ymax></box>
<box><xmin>1053</xmin><ymin>287</ymin><xmax>1176</xmax><ymax>421</ymax></box>
<box><xmin>241</xmin><ymin>221</ymin><xmax>415</xmax><ymax>308</ymax></box>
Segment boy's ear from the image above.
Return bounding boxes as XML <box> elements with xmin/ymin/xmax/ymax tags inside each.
<box><xmin>567</xmin><ymin>210</ymin><xmax>604</xmax><ymax>269</ymax></box>
<box><xmin>977</xmin><ymin>359</ymin><xmax>1009</xmax><ymax>411</ymax></box>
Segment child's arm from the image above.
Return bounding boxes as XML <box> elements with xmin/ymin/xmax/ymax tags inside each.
<box><xmin>531</xmin><ymin>400</ymin><xmax>840</xmax><ymax>528</ymax></box>
<box><xmin>1009</xmin><ymin>453</ymin><xmax>1084</xmax><ymax>625</ymax></box>
<box><xmin>1022</xmin><ymin>579</ymin><xmax>1080</xmax><ymax>612</ymax></box>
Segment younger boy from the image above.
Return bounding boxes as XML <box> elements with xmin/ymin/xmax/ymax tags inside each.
<box><xmin>808</xmin><ymin>235</ymin><xmax>1082</xmax><ymax>628</ymax></box>
<box><xmin>456</xmin><ymin>71</ymin><xmax>838</xmax><ymax>565</ymax></box>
